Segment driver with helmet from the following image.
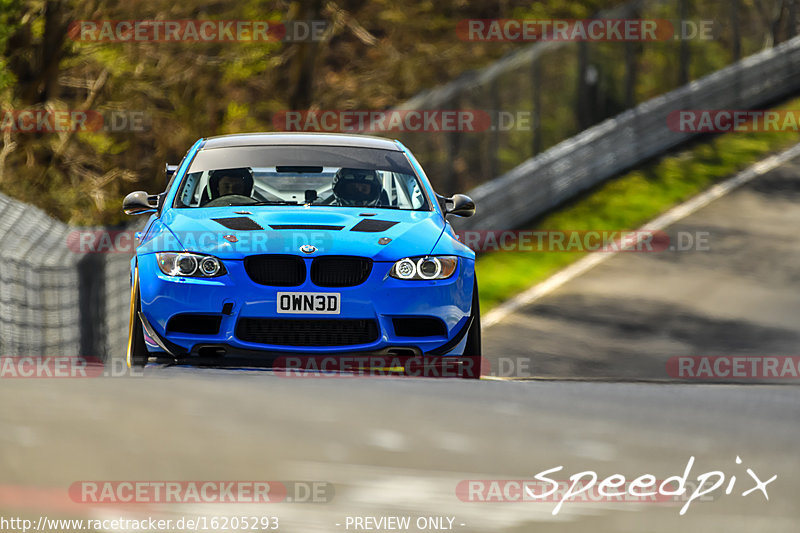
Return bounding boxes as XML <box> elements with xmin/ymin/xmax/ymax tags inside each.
<box><xmin>332</xmin><ymin>168</ymin><xmax>384</xmax><ymax>207</ymax></box>
<box><xmin>206</xmin><ymin>167</ymin><xmax>254</xmax><ymax>201</ymax></box>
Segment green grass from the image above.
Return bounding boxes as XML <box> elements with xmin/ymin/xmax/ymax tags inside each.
<box><xmin>476</xmin><ymin>96</ymin><xmax>800</xmax><ymax>312</ymax></box>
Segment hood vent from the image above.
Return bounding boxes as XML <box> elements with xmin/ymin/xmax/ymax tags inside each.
<box><xmin>350</xmin><ymin>219</ymin><xmax>398</xmax><ymax>233</ymax></box>
<box><xmin>268</xmin><ymin>224</ymin><xmax>344</xmax><ymax>230</ymax></box>
<box><xmin>212</xmin><ymin>217</ymin><xmax>263</xmax><ymax>231</ymax></box>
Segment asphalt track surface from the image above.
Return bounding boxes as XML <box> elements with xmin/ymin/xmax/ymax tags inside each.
<box><xmin>2</xmin><ymin>147</ymin><xmax>800</xmax><ymax>532</ymax></box>
<box><xmin>483</xmin><ymin>145</ymin><xmax>800</xmax><ymax>381</ymax></box>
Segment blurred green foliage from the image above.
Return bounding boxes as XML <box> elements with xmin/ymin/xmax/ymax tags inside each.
<box><xmin>0</xmin><ymin>0</ymin><xmax>795</xmax><ymax>224</ymax></box>
<box><xmin>476</xmin><ymin>96</ymin><xmax>800</xmax><ymax>311</ymax></box>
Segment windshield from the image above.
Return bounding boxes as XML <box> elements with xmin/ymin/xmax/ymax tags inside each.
<box><xmin>176</xmin><ymin>145</ymin><xmax>430</xmax><ymax>210</ymax></box>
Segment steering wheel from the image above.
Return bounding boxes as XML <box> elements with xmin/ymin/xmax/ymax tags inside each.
<box><xmin>203</xmin><ymin>195</ymin><xmax>257</xmax><ymax>208</ymax></box>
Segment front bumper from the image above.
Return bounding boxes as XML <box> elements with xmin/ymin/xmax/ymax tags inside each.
<box><xmin>136</xmin><ymin>252</ymin><xmax>475</xmax><ymax>358</ymax></box>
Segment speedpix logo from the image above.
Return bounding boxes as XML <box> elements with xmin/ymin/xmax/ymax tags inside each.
<box><xmin>457</xmin><ymin>456</ymin><xmax>776</xmax><ymax>516</ymax></box>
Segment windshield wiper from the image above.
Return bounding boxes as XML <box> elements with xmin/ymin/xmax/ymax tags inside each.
<box><xmin>250</xmin><ymin>200</ymin><xmax>299</xmax><ymax>206</ymax></box>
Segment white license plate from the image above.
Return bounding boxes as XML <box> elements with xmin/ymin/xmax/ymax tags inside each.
<box><xmin>277</xmin><ymin>292</ymin><xmax>340</xmax><ymax>314</ymax></box>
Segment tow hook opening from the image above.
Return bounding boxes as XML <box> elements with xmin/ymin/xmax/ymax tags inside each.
<box><xmin>196</xmin><ymin>346</ymin><xmax>227</xmax><ymax>357</ymax></box>
<box><xmin>385</xmin><ymin>347</ymin><xmax>421</xmax><ymax>357</ymax></box>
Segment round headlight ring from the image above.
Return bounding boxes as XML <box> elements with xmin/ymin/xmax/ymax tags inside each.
<box><xmin>200</xmin><ymin>256</ymin><xmax>220</xmax><ymax>276</ymax></box>
<box><xmin>395</xmin><ymin>258</ymin><xmax>417</xmax><ymax>279</ymax></box>
<box><xmin>417</xmin><ymin>257</ymin><xmax>442</xmax><ymax>280</ymax></box>
<box><xmin>176</xmin><ymin>254</ymin><xmax>198</xmax><ymax>276</ymax></box>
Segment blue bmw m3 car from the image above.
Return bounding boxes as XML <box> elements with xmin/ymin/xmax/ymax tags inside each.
<box><xmin>123</xmin><ymin>133</ymin><xmax>479</xmax><ymax>371</ymax></box>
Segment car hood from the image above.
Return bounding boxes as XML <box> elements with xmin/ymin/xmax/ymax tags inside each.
<box><xmin>142</xmin><ymin>206</ymin><xmax>447</xmax><ymax>261</ymax></box>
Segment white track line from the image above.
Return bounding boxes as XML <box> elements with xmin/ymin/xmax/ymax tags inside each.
<box><xmin>482</xmin><ymin>142</ymin><xmax>800</xmax><ymax>330</ymax></box>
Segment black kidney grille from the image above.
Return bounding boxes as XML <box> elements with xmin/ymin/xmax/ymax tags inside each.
<box><xmin>244</xmin><ymin>255</ymin><xmax>306</xmax><ymax>286</ymax></box>
<box><xmin>236</xmin><ymin>318</ymin><xmax>379</xmax><ymax>346</ymax></box>
<box><xmin>311</xmin><ymin>256</ymin><xmax>373</xmax><ymax>287</ymax></box>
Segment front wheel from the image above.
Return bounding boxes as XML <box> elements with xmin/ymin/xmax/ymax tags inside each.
<box><xmin>127</xmin><ymin>267</ymin><xmax>149</xmax><ymax>368</ymax></box>
<box><xmin>461</xmin><ymin>279</ymin><xmax>482</xmax><ymax>378</ymax></box>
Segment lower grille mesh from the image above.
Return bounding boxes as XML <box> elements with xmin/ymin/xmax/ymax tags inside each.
<box><xmin>236</xmin><ymin>318</ymin><xmax>379</xmax><ymax>346</ymax></box>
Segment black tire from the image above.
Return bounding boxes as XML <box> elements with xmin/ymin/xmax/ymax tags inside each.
<box><xmin>127</xmin><ymin>268</ymin><xmax>149</xmax><ymax>368</ymax></box>
<box><xmin>461</xmin><ymin>279</ymin><xmax>482</xmax><ymax>379</ymax></box>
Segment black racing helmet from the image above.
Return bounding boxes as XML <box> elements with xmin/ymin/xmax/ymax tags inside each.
<box><xmin>332</xmin><ymin>168</ymin><xmax>382</xmax><ymax>207</ymax></box>
<box><xmin>207</xmin><ymin>167</ymin><xmax>254</xmax><ymax>199</ymax></box>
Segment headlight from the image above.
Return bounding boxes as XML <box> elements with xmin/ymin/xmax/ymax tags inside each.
<box><xmin>156</xmin><ymin>252</ymin><xmax>226</xmax><ymax>278</ymax></box>
<box><xmin>389</xmin><ymin>256</ymin><xmax>458</xmax><ymax>280</ymax></box>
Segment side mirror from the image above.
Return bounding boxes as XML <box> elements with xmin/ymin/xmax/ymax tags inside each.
<box><xmin>439</xmin><ymin>193</ymin><xmax>475</xmax><ymax>218</ymax></box>
<box><xmin>123</xmin><ymin>191</ymin><xmax>159</xmax><ymax>215</ymax></box>
<box><xmin>165</xmin><ymin>163</ymin><xmax>178</xmax><ymax>184</ymax></box>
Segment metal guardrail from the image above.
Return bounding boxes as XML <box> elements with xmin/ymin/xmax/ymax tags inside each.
<box><xmin>452</xmin><ymin>34</ymin><xmax>800</xmax><ymax>231</ymax></box>
<box><xmin>1</xmin><ymin>35</ymin><xmax>800</xmax><ymax>359</ymax></box>
<box><xmin>0</xmin><ymin>192</ymin><xmax>139</xmax><ymax>358</ymax></box>
<box><xmin>0</xmin><ymin>193</ymin><xmax>81</xmax><ymax>356</ymax></box>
